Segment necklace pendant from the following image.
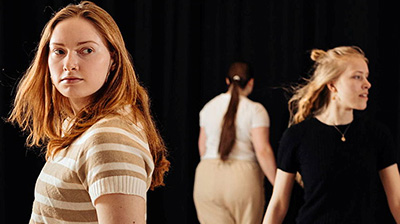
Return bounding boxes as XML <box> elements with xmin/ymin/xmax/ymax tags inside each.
<box><xmin>332</xmin><ymin>123</ymin><xmax>351</xmax><ymax>142</ymax></box>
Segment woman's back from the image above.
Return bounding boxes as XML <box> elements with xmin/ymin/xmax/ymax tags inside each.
<box><xmin>200</xmin><ymin>93</ymin><xmax>269</xmax><ymax>161</ymax></box>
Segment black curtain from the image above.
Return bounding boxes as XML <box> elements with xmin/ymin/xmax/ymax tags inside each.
<box><xmin>1</xmin><ymin>0</ymin><xmax>399</xmax><ymax>223</ymax></box>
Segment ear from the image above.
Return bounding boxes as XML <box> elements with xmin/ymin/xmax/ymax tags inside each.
<box><xmin>248</xmin><ymin>78</ymin><xmax>254</xmax><ymax>87</ymax></box>
<box><xmin>109</xmin><ymin>52</ymin><xmax>117</xmax><ymax>71</ymax></box>
<box><xmin>327</xmin><ymin>82</ymin><xmax>337</xmax><ymax>93</ymax></box>
<box><xmin>244</xmin><ymin>78</ymin><xmax>255</xmax><ymax>96</ymax></box>
<box><xmin>225</xmin><ymin>78</ymin><xmax>230</xmax><ymax>85</ymax></box>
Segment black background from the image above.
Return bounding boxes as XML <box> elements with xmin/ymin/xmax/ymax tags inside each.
<box><xmin>1</xmin><ymin>0</ymin><xmax>399</xmax><ymax>223</ymax></box>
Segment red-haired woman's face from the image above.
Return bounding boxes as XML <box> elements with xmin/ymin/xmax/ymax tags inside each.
<box><xmin>48</xmin><ymin>17</ymin><xmax>113</xmax><ymax>113</ymax></box>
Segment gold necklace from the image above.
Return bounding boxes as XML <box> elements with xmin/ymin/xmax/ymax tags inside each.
<box><xmin>332</xmin><ymin>123</ymin><xmax>351</xmax><ymax>142</ymax></box>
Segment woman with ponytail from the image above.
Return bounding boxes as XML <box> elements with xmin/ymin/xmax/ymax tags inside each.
<box><xmin>263</xmin><ymin>46</ymin><xmax>400</xmax><ymax>223</ymax></box>
<box><xmin>9</xmin><ymin>1</ymin><xmax>169</xmax><ymax>223</ymax></box>
<box><xmin>194</xmin><ymin>61</ymin><xmax>276</xmax><ymax>223</ymax></box>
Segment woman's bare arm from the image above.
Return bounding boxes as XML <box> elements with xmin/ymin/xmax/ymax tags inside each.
<box><xmin>379</xmin><ymin>164</ymin><xmax>400</xmax><ymax>223</ymax></box>
<box><xmin>263</xmin><ymin>169</ymin><xmax>295</xmax><ymax>224</ymax></box>
<box><xmin>95</xmin><ymin>194</ymin><xmax>146</xmax><ymax>224</ymax></box>
<box><xmin>251</xmin><ymin>127</ymin><xmax>277</xmax><ymax>185</ymax></box>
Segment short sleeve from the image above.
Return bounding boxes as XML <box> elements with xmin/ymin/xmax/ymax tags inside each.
<box><xmin>277</xmin><ymin>127</ymin><xmax>300</xmax><ymax>173</ymax></box>
<box><xmin>76</xmin><ymin>119</ymin><xmax>154</xmax><ymax>204</ymax></box>
<box><xmin>376</xmin><ymin>123</ymin><xmax>397</xmax><ymax>170</ymax></box>
<box><xmin>251</xmin><ymin>103</ymin><xmax>270</xmax><ymax>128</ymax></box>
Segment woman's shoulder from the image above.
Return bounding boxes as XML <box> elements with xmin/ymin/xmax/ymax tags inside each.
<box><xmin>93</xmin><ymin>115</ymin><xmax>142</xmax><ymax>131</ymax></box>
<box><xmin>73</xmin><ymin>115</ymin><xmax>154</xmax><ymax>203</ymax></box>
<box><xmin>200</xmin><ymin>93</ymin><xmax>229</xmax><ymax>112</ymax></box>
<box><xmin>277</xmin><ymin>119</ymin><xmax>315</xmax><ymax>158</ymax></box>
<box><xmin>281</xmin><ymin>118</ymin><xmax>315</xmax><ymax>139</ymax></box>
<box><xmin>242</xmin><ymin>96</ymin><xmax>264</xmax><ymax>106</ymax></box>
<box><xmin>288</xmin><ymin>117</ymin><xmax>315</xmax><ymax>131</ymax></box>
<box><xmin>235</xmin><ymin>96</ymin><xmax>267</xmax><ymax>114</ymax></box>
<box><xmin>76</xmin><ymin>114</ymin><xmax>149</xmax><ymax>151</ymax></box>
<box><xmin>95</xmin><ymin>106</ymin><xmax>144</xmax><ymax>131</ymax></box>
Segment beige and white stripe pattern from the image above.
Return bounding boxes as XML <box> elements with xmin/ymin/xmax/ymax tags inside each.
<box><xmin>29</xmin><ymin>116</ymin><xmax>154</xmax><ymax>224</ymax></box>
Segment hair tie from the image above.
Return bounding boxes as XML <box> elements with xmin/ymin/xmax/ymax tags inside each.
<box><xmin>232</xmin><ymin>75</ymin><xmax>241</xmax><ymax>81</ymax></box>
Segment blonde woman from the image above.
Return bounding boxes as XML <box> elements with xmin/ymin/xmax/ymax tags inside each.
<box><xmin>8</xmin><ymin>1</ymin><xmax>169</xmax><ymax>223</ymax></box>
<box><xmin>263</xmin><ymin>46</ymin><xmax>400</xmax><ymax>223</ymax></box>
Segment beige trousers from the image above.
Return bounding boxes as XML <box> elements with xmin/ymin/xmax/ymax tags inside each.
<box><xmin>193</xmin><ymin>159</ymin><xmax>265</xmax><ymax>224</ymax></box>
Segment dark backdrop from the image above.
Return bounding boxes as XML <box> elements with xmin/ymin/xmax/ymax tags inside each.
<box><xmin>1</xmin><ymin>0</ymin><xmax>399</xmax><ymax>223</ymax></box>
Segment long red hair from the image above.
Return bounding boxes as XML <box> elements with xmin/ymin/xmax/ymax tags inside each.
<box><xmin>8</xmin><ymin>1</ymin><xmax>169</xmax><ymax>190</ymax></box>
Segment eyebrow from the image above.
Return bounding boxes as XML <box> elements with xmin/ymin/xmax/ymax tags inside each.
<box><xmin>49</xmin><ymin>40</ymin><xmax>99</xmax><ymax>46</ymax></box>
<box><xmin>355</xmin><ymin>71</ymin><xmax>370</xmax><ymax>76</ymax></box>
<box><xmin>355</xmin><ymin>71</ymin><xmax>369</xmax><ymax>74</ymax></box>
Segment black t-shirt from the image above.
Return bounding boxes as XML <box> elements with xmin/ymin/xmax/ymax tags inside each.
<box><xmin>278</xmin><ymin>116</ymin><xmax>397</xmax><ymax>224</ymax></box>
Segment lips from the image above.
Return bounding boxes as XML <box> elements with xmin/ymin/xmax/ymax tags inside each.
<box><xmin>60</xmin><ymin>76</ymin><xmax>83</xmax><ymax>83</ymax></box>
<box><xmin>359</xmin><ymin>93</ymin><xmax>368</xmax><ymax>98</ymax></box>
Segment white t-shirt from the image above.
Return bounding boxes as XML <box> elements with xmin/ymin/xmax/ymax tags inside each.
<box><xmin>199</xmin><ymin>93</ymin><xmax>270</xmax><ymax>161</ymax></box>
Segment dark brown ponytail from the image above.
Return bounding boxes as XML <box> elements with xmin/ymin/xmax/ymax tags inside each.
<box><xmin>218</xmin><ymin>62</ymin><xmax>252</xmax><ymax>161</ymax></box>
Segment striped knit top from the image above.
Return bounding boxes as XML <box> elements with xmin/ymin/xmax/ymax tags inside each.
<box><xmin>29</xmin><ymin>115</ymin><xmax>154</xmax><ymax>224</ymax></box>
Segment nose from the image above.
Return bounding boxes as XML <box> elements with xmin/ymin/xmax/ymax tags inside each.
<box><xmin>63</xmin><ymin>53</ymin><xmax>79</xmax><ymax>72</ymax></box>
<box><xmin>363</xmin><ymin>78</ymin><xmax>371</xmax><ymax>90</ymax></box>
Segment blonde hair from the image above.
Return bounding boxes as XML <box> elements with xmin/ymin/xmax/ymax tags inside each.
<box><xmin>288</xmin><ymin>46</ymin><xmax>368</xmax><ymax>126</ymax></box>
<box><xmin>8</xmin><ymin>1</ymin><xmax>169</xmax><ymax>189</ymax></box>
